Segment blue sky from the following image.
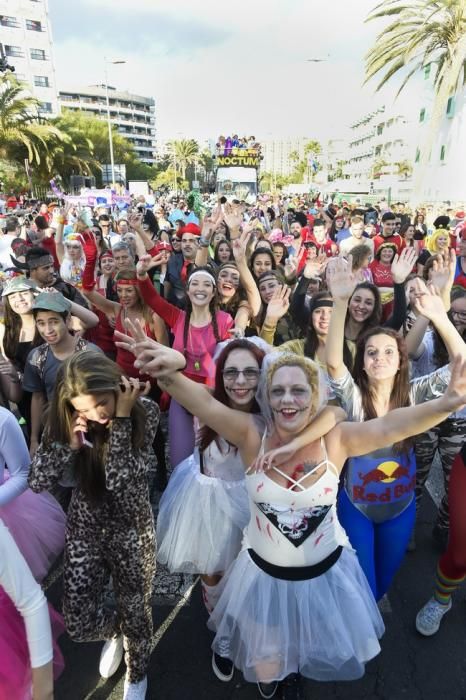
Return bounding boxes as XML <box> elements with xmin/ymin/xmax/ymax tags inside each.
<box><xmin>49</xmin><ymin>0</ymin><xmax>422</xmax><ymax>143</ymax></box>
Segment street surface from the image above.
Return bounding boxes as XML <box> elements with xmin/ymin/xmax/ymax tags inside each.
<box><xmin>47</xmin><ymin>461</ymin><xmax>466</xmax><ymax>700</ymax></box>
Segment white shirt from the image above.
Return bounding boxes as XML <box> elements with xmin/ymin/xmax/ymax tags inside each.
<box><xmin>0</xmin><ymin>519</ymin><xmax>53</xmax><ymax>667</ymax></box>
<box><xmin>0</xmin><ymin>233</ymin><xmax>17</xmax><ymax>270</ymax></box>
<box><xmin>339</xmin><ymin>235</ymin><xmax>374</xmax><ymax>257</ymax></box>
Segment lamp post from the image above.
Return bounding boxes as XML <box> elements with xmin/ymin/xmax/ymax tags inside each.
<box><xmin>104</xmin><ymin>58</ymin><xmax>126</xmax><ymax>189</ymax></box>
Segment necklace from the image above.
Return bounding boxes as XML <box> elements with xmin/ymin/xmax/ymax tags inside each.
<box><xmin>187</xmin><ymin>322</ymin><xmax>208</xmax><ymax>371</ymax></box>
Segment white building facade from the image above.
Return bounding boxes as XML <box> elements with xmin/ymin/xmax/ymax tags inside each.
<box><xmin>59</xmin><ymin>86</ymin><xmax>156</xmax><ymax>164</ymax></box>
<box><xmin>412</xmin><ymin>64</ymin><xmax>466</xmax><ymax>204</ymax></box>
<box><xmin>260</xmin><ymin>138</ymin><xmax>316</xmax><ymax>177</ymax></box>
<box><xmin>0</xmin><ymin>0</ymin><xmax>59</xmax><ymax>114</ymax></box>
<box><xmin>344</xmin><ymin>106</ymin><xmax>414</xmax><ymax>196</ymax></box>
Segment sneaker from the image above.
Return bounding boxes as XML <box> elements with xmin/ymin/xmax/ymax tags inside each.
<box><xmin>99</xmin><ymin>635</ymin><xmax>124</xmax><ymax>678</ymax></box>
<box><xmin>257</xmin><ymin>681</ymin><xmax>279</xmax><ymax>698</ymax></box>
<box><xmin>123</xmin><ymin>675</ymin><xmax>147</xmax><ymax>700</ymax></box>
<box><xmin>416</xmin><ymin>597</ymin><xmax>452</xmax><ymax>636</ymax></box>
<box><xmin>280</xmin><ymin>673</ymin><xmax>304</xmax><ymax>700</ymax></box>
<box><xmin>212</xmin><ymin>652</ymin><xmax>234</xmax><ymax>682</ymax></box>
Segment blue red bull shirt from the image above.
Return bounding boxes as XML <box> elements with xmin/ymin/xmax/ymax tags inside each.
<box><xmin>345</xmin><ymin>446</ymin><xmax>416</xmax><ymax>522</ymax></box>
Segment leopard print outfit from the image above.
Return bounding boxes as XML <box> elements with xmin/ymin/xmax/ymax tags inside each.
<box><xmin>28</xmin><ymin>398</ymin><xmax>159</xmax><ymax>683</ymax></box>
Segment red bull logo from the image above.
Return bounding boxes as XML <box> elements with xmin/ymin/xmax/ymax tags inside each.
<box><xmin>353</xmin><ymin>460</ymin><xmax>415</xmax><ymax>503</ymax></box>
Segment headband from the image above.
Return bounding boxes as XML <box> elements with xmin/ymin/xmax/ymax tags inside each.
<box><xmin>28</xmin><ymin>255</ymin><xmax>54</xmax><ymax>270</ymax></box>
<box><xmin>100</xmin><ymin>251</ymin><xmax>113</xmax><ymax>259</ymax></box>
<box><xmin>116</xmin><ymin>278</ymin><xmax>137</xmax><ymax>287</ymax></box>
<box><xmin>187</xmin><ymin>270</ymin><xmax>216</xmax><ymax>286</ymax></box>
<box><xmin>312</xmin><ymin>299</ymin><xmax>333</xmax><ymax>310</ymax></box>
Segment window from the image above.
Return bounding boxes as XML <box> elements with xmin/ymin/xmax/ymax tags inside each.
<box><xmin>415</xmin><ymin>148</ymin><xmax>420</xmax><ymax>163</ymax></box>
<box><xmin>440</xmin><ymin>145</ymin><xmax>446</xmax><ymax>161</ymax></box>
<box><xmin>5</xmin><ymin>45</ymin><xmax>24</xmax><ymax>58</ymax></box>
<box><xmin>424</xmin><ymin>64</ymin><xmax>431</xmax><ymax>79</ymax></box>
<box><xmin>30</xmin><ymin>48</ymin><xmax>46</xmax><ymax>60</ymax></box>
<box><xmin>26</xmin><ymin>19</ymin><xmax>42</xmax><ymax>31</ymax></box>
<box><xmin>0</xmin><ymin>16</ymin><xmax>20</xmax><ymax>28</ymax></box>
<box><xmin>419</xmin><ymin>108</ymin><xmax>426</xmax><ymax>122</ymax></box>
<box><xmin>34</xmin><ymin>75</ymin><xmax>50</xmax><ymax>87</ymax></box>
<box><xmin>446</xmin><ymin>97</ymin><xmax>455</xmax><ymax>118</ymax></box>
<box><xmin>39</xmin><ymin>102</ymin><xmax>52</xmax><ymax>113</ymax></box>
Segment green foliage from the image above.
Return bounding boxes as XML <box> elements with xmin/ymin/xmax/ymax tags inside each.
<box><xmin>0</xmin><ymin>74</ymin><xmax>63</xmax><ymax>168</ymax></box>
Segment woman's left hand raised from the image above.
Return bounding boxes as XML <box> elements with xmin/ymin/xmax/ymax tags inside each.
<box><xmin>116</xmin><ymin>376</ymin><xmax>150</xmax><ymax>418</ymax></box>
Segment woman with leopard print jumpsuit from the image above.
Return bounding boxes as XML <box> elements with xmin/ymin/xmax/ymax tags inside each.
<box><xmin>28</xmin><ymin>351</ymin><xmax>158</xmax><ymax>700</ymax></box>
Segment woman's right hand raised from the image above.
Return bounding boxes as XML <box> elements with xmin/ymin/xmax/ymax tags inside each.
<box><xmin>326</xmin><ymin>255</ymin><xmax>358</xmax><ymax>301</ymax></box>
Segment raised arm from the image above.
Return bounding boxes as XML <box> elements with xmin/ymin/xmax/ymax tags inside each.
<box><xmin>114</xmin><ymin>327</ymin><xmax>260</xmax><ymax>462</ymax></box>
<box><xmin>413</xmin><ymin>286</ymin><xmax>466</xmax><ymax>362</ymax></box>
<box><xmin>326</xmin><ymin>257</ymin><xmax>357</xmax><ymax>379</ymax></box>
<box><xmin>136</xmin><ymin>257</ymin><xmax>181</xmax><ymax>328</ymax></box>
<box><xmin>336</xmin><ymin>355</ymin><xmax>466</xmax><ymax>461</ymax></box>
<box><xmin>231</xmin><ymin>229</ymin><xmax>262</xmax><ymax>316</ymax></box>
<box><xmin>384</xmin><ymin>248</ymin><xmax>418</xmax><ymax>330</ymax></box>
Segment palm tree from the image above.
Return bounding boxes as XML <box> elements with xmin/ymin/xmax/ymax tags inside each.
<box><xmin>371</xmin><ymin>158</ymin><xmax>389</xmax><ymax>179</ymax></box>
<box><xmin>0</xmin><ymin>74</ymin><xmax>62</xmax><ymax>165</ymax></box>
<box><xmin>364</xmin><ymin>0</ymin><xmax>466</xmax><ymax>201</ymax></box>
<box><xmin>168</xmin><ymin>139</ymin><xmax>200</xmax><ymax>180</ymax></box>
<box><xmin>395</xmin><ymin>159</ymin><xmax>413</xmax><ymax>179</ymax></box>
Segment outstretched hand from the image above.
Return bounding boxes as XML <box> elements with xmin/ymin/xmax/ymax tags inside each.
<box><xmin>391</xmin><ymin>247</ymin><xmax>418</xmax><ymax>284</ymax></box>
<box><xmin>114</xmin><ymin>318</ymin><xmax>187</xmax><ymax>377</ymax></box>
<box><xmin>326</xmin><ymin>255</ymin><xmax>357</xmax><ymax>301</ymax></box>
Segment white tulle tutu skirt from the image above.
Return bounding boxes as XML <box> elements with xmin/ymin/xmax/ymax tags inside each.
<box><xmin>208</xmin><ymin>547</ymin><xmax>384</xmax><ymax>683</ymax></box>
<box><xmin>156</xmin><ymin>454</ymin><xmax>250</xmax><ymax>574</ymax></box>
<box><xmin>0</xmin><ymin>482</ymin><xmax>66</xmax><ymax>583</ymax></box>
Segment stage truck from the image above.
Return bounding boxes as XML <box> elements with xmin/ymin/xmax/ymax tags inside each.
<box><xmin>213</xmin><ymin>137</ymin><xmax>261</xmax><ymax>202</ymax></box>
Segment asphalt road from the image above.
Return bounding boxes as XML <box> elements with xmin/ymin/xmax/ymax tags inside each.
<box><xmin>46</xmin><ymin>464</ymin><xmax>466</xmax><ymax>700</ymax></box>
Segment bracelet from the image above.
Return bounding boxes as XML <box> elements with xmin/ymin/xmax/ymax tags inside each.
<box><xmin>57</xmin><ymin>216</ymin><xmax>66</xmax><ymax>225</ymax></box>
<box><xmin>199</xmin><ymin>237</ymin><xmax>210</xmax><ymax>248</ymax></box>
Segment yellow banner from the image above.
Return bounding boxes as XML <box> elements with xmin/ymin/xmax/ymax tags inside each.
<box><xmin>217</xmin><ymin>155</ymin><xmax>260</xmax><ymax>167</ymax></box>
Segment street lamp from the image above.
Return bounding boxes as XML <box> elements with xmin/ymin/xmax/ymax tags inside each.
<box><xmin>104</xmin><ymin>58</ymin><xmax>126</xmax><ymax>189</ymax></box>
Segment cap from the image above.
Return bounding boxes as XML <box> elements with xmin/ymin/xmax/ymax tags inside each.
<box><xmin>32</xmin><ymin>291</ymin><xmax>71</xmax><ymax>314</ymax></box>
<box><xmin>2</xmin><ymin>276</ymin><xmax>37</xmax><ymax>297</ymax></box>
<box><xmin>455</xmin><ymin>211</ymin><xmax>465</xmax><ymax>219</ymax></box>
<box><xmin>177</xmin><ymin>223</ymin><xmax>201</xmax><ymax>238</ymax></box>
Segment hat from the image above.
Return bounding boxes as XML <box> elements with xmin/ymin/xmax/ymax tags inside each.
<box><xmin>32</xmin><ymin>291</ymin><xmax>71</xmax><ymax>314</ymax></box>
<box><xmin>2</xmin><ymin>277</ymin><xmax>37</xmax><ymax>297</ymax></box>
<box><xmin>455</xmin><ymin>211</ymin><xmax>465</xmax><ymax>219</ymax></box>
<box><xmin>432</xmin><ymin>215</ymin><xmax>450</xmax><ymax>230</ymax></box>
<box><xmin>154</xmin><ymin>241</ymin><xmax>172</xmax><ymax>254</ymax></box>
<box><xmin>177</xmin><ymin>223</ymin><xmax>201</xmax><ymax>239</ymax></box>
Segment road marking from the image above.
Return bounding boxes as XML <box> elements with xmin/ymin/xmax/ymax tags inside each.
<box><xmin>82</xmin><ymin>578</ymin><xmax>199</xmax><ymax>698</ymax></box>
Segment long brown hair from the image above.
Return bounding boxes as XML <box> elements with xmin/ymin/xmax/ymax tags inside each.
<box><xmin>352</xmin><ymin>326</ymin><xmax>411</xmax><ymax>452</ymax></box>
<box><xmin>3</xmin><ymin>294</ymin><xmax>41</xmax><ymax>365</ymax></box>
<box><xmin>44</xmin><ymin>351</ymin><xmax>147</xmax><ymax>502</ymax></box>
<box><xmin>198</xmin><ymin>339</ymin><xmax>264</xmax><ymax>453</ymax></box>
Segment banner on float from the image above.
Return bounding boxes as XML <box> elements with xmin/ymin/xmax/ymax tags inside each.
<box><xmin>216</xmin><ymin>154</ymin><xmax>260</xmax><ymax>167</ymax></box>
<box><xmin>50</xmin><ymin>180</ymin><xmax>132</xmax><ymax>206</ymax></box>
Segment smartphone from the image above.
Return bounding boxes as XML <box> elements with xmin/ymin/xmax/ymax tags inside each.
<box><xmin>77</xmin><ymin>431</ymin><xmax>93</xmax><ymax>448</ymax></box>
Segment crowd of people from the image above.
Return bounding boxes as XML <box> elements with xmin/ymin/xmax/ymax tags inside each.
<box><xmin>0</xmin><ymin>192</ymin><xmax>465</xmax><ymax>700</ymax></box>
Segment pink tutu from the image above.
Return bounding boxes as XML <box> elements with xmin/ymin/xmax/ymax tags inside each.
<box><xmin>0</xmin><ymin>479</ymin><xmax>66</xmax><ymax>583</ymax></box>
<box><xmin>0</xmin><ymin>588</ymin><xmax>64</xmax><ymax>700</ymax></box>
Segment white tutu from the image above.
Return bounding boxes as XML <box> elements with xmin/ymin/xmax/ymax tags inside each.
<box><xmin>156</xmin><ymin>454</ymin><xmax>250</xmax><ymax>574</ymax></box>
<box><xmin>208</xmin><ymin>547</ymin><xmax>384</xmax><ymax>683</ymax></box>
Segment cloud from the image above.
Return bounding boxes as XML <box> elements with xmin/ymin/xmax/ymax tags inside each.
<box><xmin>49</xmin><ymin>0</ymin><xmax>423</xmax><ymax>143</ymax></box>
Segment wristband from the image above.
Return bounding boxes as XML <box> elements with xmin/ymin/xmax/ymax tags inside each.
<box><xmin>199</xmin><ymin>237</ymin><xmax>210</xmax><ymax>248</ymax></box>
